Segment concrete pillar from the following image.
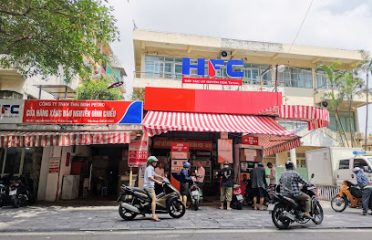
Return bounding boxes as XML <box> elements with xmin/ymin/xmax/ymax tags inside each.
<box><xmin>290</xmin><ymin>148</ymin><xmax>297</xmax><ymax>167</ymax></box>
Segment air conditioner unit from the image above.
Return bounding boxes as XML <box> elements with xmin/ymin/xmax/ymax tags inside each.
<box><xmin>219</xmin><ymin>50</ymin><xmax>232</xmax><ymax>60</ymax></box>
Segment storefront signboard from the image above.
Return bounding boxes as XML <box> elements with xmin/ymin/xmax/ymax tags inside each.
<box><xmin>242</xmin><ymin>136</ymin><xmax>259</xmax><ymax>145</ymax></box>
<box><xmin>171</xmin><ymin>142</ymin><xmax>189</xmax><ymax>152</ymax></box>
<box><xmin>128</xmin><ymin>140</ymin><xmax>148</xmax><ymax>167</ymax></box>
<box><xmin>182</xmin><ymin>58</ymin><xmax>243</xmax><ymax>86</ymax></box>
<box><xmin>48</xmin><ymin>157</ymin><xmax>60</xmax><ymax>173</ymax></box>
<box><xmin>218</xmin><ymin>139</ymin><xmax>233</xmax><ymax>164</ymax></box>
<box><xmin>0</xmin><ymin>100</ymin><xmax>23</xmax><ymax>124</ymax></box>
<box><xmin>153</xmin><ymin>138</ymin><xmax>212</xmax><ymax>151</ymax></box>
<box><xmin>23</xmin><ymin>100</ymin><xmax>143</xmax><ymax>124</ymax></box>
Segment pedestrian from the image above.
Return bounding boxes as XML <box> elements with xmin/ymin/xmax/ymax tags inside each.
<box><xmin>267</xmin><ymin>162</ymin><xmax>276</xmax><ymax>199</ymax></box>
<box><xmin>195</xmin><ymin>161</ymin><xmax>205</xmax><ymax>195</ymax></box>
<box><xmin>144</xmin><ymin>156</ymin><xmax>164</xmax><ymax>221</ymax></box>
<box><xmin>353</xmin><ymin>167</ymin><xmax>372</xmax><ymax>215</ymax></box>
<box><xmin>155</xmin><ymin>162</ymin><xmax>165</xmax><ymax>195</ymax></box>
<box><xmin>178</xmin><ymin>162</ymin><xmax>193</xmax><ymax>207</ymax></box>
<box><xmin>218</xmin><ymin>162</ymin><xmax>234</xmax><ymax>210</ymax></box>
<box><xmin>251</xmin><ymin>162</ymin><xmax>267</xmax><ymax>210</ymax></box>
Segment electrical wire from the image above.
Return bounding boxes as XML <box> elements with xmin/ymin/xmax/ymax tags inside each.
<box><xmin>288</xmin><ymin>0</ymin><xmax>315</xmax><ymax>53</ymax></box>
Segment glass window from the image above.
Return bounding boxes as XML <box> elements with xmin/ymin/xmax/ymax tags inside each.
<box><xmin>279</xmin><ymin>67</ymin><xmax>312</xmax><ymax>88</ymax></box>
<box><xmin>339</xmin><ymin>159</ymin><xmax>350</xmax><ymax>169</ymax></box>
<box><xmin>353</xmin><ymin>159</ymin><xmax>369</xmax><ymax>169</ymax></box>
<box><xmin>4</xmin><ymin>148</ymin><xmax>22</xmax><ymax>175</ymax></box>
<box><xmin>328</xmin><ymin>112</ymin><xmax>355</xmax><ymax>132</ymax></box>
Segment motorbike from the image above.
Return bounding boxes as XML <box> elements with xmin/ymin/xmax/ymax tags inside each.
<box><xmin>189</xmin><ymin>181</ymin><xmax>201</xmax><ymax>211</ymax></box>
<box><xmin>117</xmin><ymin>178</ymin><xmax>186</xmax><ymax>220</ymax></box>
<box><xmin>331</xmin><ymin>180</ymin><xmax>362</xmax><ymax>212</ymax></box>
<box><xmin>231</xmin><ymin>184</ymin><xmax>244</xmax><ymax>210</ymax></box>
<box><xmin>269</xmin><ymin>183</ymin><xmax>324</xmax><ymax>229</ymax></box>
<box><xmin>0</xmin><ymin>175</ymin><xmax>30</xmax><ymax>208</ymax></box>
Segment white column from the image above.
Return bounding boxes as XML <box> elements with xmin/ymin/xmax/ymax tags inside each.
<box><xmin>290</xmin><ymin>148</ymin><xmax>297</xmax><ymax>167</ymax></box>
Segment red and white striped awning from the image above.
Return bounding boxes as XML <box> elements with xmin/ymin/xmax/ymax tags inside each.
<box><xmin>143</xmin><ymin>111</ymin><xmax>300</xmax><ymax>156</ymax></box>
<box><xmin>0</xmin><ymin>131</ymin><xmax>131</xmax><ymax>148</ymax></box>
<box><xmin>260</xmin><ymin>105</ymin><xmax>329</xmax><ymax>130</ymax></box>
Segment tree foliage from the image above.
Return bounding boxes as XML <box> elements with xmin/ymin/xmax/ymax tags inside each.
<box><xmin>75</xmin><ymin>77</ymin><xmax>122</xmax><ymax>100</ymax></box>
<box><xmin>320</xmin><ymin>63</ymin><xmax>364</xmax><ymax>147</ymax></box>
<box><xmin>0</xmin><ymin>0</ymin><xmax>118</xmax><ymax>82</ymax></box>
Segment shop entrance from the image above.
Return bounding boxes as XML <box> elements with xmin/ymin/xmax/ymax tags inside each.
<box><xmin>70</xmin><ymin>144</ymin><xmax>129</xmax><ymax>200</ymax></box>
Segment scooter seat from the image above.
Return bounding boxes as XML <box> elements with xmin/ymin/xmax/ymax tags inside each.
<box><xmin>132</xmin><ymin>187</ymin><xmax>147</xmax><ymax>193</ymax></box>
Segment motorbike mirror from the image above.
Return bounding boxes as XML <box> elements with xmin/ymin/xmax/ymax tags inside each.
<box><xmin>311</xmin><ymin>173</ymin><xmax>315</xmax><ymax>179</ymax></box>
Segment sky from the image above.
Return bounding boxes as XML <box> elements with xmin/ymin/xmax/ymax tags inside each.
<box><xmin>109</xmin><ymin>0</ymin><xmax>372</xmax><ymax>134</ymax></box>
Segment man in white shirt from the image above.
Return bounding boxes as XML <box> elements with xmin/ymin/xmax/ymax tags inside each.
<box><xmin>144</xmin><ymin>156</ymin><xmax>164</xmax><ymax>221</ymax></box>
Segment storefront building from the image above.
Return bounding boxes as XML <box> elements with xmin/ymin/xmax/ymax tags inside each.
<box><xmin>132</xmin><ymin>29</ymin><xmax>370</xmax><ymax>179</ymax></box>
<box><xmin>0</xmin><ymin>99</ymin><xmax>143</xmax><ymax>202</ymax></box>
<box><xmin>141</xmin><ymin>87</ymin><xmax>328</xmax><ymax>197</ymax></box>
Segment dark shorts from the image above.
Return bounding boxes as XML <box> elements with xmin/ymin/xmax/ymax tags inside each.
<box><xmin>180</xmin><ymin>182</ymin><xmax>189</xmax><ymax>196</ymax></box>
<box><xmin>253</xmin><ymin>187</ymin><xmax>266</xmax><ymax>198</ymax></box>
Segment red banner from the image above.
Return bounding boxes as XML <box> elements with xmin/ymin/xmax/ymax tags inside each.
<box><xmin>23</xmin><ymin>100</ymin><xmax>142</xmax><ymax>124</ymax></box>
<box><xmin>242</xmin><ymin>136</ymin><xmax>259</xmax><ymax>145</ymax></box>
<box><xmin>128</xmin><ymin>140</ymin><xmax>148</xmax><ymax>167</ymax></box>
<box><xmin>153</xmin><ymin>138</ymin><xmax>212</xmax><ymax>151</ymax></box>
<box><xmin>171</xmin><ymin>142</ymin><xmax>189</xmax><ymax>152</ymax></box>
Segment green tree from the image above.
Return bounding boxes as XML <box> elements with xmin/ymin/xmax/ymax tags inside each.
<box><xmin>75</xmin><ymin>77</ymin><xmax>122</xmax><ymax>100</ymax></box>
<box><xmin>320</xmin><ymin>63</ymin><xmax>363</xmax><ymax>147</ymax></box>
<box><xmin>0</xmin><ymin>0</ymin><xmax>118</xmax><ymax>82</ymax></box>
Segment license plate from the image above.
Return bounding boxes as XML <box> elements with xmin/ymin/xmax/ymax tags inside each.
<box><xmin>9</xmin><ymin>190</ymin><xmax>17</xmax><ymax>196</ymax></box>
<box><xmin>236</xmin><ymin>195</ymin><xmax>243</xmax><ymax>201</ymax></box>
<box><xmin>267</xmin><ymin>204</ymin><xmax>275</xmax><ymax>211</ymax></box>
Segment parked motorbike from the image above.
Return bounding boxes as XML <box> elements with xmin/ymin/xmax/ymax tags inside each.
<box><xmin>331</xmin><ymin>180</ymin><xmax>362</xmax><ymax>212</ymax></box>
<box><xmin>231</xmin><ymin>184</ymin><xmax>244</xmax><ymax>210</ymax></box>
<box><xmin>0</xmin><ymin>175</ymin><xmax>30</xmax><ymax>208</ymax></box>
<box><xmin>269</xmin><ymin>183</ymin><xmax>324</xmax><ymax>229</ymax></box>
<box><xmin>117</xmin><ymin>178</ymin><xmax>186</xmax><ymax>220</ymax></box>
<box><xmin>189</xmin><ymin>181</ymin><xmax>201</xmax><ymax>211</ymax></box>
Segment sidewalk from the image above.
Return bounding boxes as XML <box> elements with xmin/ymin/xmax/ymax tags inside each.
<box><xmin>0</xmin><ymin>201</ymin><xmax>371</xmax><ymax>232</ymax></box>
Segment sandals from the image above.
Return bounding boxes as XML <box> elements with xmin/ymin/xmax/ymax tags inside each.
<box><xmin>151</xmin><ymin>217</ymin><xmax>161</xmax><ymax>222</ymax></box>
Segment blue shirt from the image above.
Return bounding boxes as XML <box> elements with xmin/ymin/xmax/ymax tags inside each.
<box><xmin>356</xmin><ymin>170</ymin><xmax>369</xmax><ymax>188</ymax></box>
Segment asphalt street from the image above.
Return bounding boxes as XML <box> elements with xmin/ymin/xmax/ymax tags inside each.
<box><xmin>1</xmin><ymin>229</ymin><xmax>372</xmax><ymax>240</ymax></box>
<box><xmin>0</xmin><ymin>201</ymin><xmax>371</xmax><ymax>232</ymax></box>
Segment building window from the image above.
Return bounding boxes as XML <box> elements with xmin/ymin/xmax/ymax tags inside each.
<box><xmin>316</xmin><ymin>71</ymin><xmax>329</xmax><ymax>89</ymax></box>
<box><xmin>242</xmin><ymin>64</ymin><xmax>272</xmax><ymax>86</ymax></box>
<box><xmin>328</xmin><ymin>112</ymin><xmax>356</xmax><ymax>132</ymax></box>
<box><xmin>0</xmin><ymin>90</ymin><xmax>23</xmax><ymax>99</ymax></box>
<box><xmin>278</xmin><ymin>67</ymin><xmax>313</xmax><ymax>88</ymax></box>
<box><xmin>0</xmin><ymin>148</ymin><xmax>42</xmax><ymax>178</ymax></box>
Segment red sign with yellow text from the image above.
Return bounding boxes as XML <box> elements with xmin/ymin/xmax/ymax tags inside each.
<box><xmin>153</xmin><ymin>138</ymin><xmax>212</xmax><ymax>151</ymax></box>
<box><xmin>23</xmin><ymin>100</ymin><xmax>143</xmax><ymax>124</ymax></box>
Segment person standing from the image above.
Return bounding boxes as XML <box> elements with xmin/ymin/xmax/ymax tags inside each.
<box><xmin>178</xmin><ymin>162</ymin><xmax>193</xmax><ymax>207</ymax></box>
<box><xmin>218</xmin><ymin>162</ymin><xmax>234</xmax><ymax>210</ymax></box>
<box><xmin>267</xmin><ymin>162</ymin><xmax>276</xmax><ymax>199</ymax></box>
<box><xmin>155</xmin><ymin>162</ymin><xmax>165</xmax><ymax>195</ymax></box>
<box><xmin>195</xmin><ymin>161</ymin><xmax>205</xmax><ymax>194</ymax></box>
<box><xmin>251</xmin><ymin>162</ymin><xmax>267</xmax><ymax>210</ymax></box>
<box><xmin>144</xmin><ymin>156</ymin><xmax>164</xmax><ymax>221</ymax></box>
<box><xmin>353</xmin><ymin>167</ymin><xmax>372</xmax><ymax>215</ymax></box>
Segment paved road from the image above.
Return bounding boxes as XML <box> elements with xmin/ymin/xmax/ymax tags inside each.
<box><xmin>2</xmin><ymin>229</ymin><xmax>372</xmax><ymax>240</ymax></box>
<box><xmin>0</xmin><ymin>201</ymin><xmax>371</xmax><ymax>232</ymax></box>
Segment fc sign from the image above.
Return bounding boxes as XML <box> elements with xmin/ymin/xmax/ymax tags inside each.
<box><xmin>0</xmin><ymin>100</ymin><xmax>23</xmax><ymax>124</ymax></box>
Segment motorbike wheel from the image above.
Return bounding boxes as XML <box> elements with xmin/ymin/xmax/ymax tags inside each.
<box><xmin>311</xmin><ymin>201</ymin><xmax>324</xmax><ymax>225</ymax></box>
<box><xmin>168</xmin><ymin>199</ymin><xmax>186</xmax><ymax>218</ymax></box>
<box><xmin>331</xmin><ymin>196</ymin><xmax>347</xmax><ymax>212</ymax></box>
<box><xmin>271</xmin><ymin>204</ymin><xmax>290</xmax><ymax>230</ymax></box>
<box><xmin>193</xmin><ymin>200</ymin><xmax>199</xmax><ymax>211</ymax></box>
<box><xmin>118</xmin><ymin>205</ymin><xmax>137</xmax><ymax>221</ymax></box>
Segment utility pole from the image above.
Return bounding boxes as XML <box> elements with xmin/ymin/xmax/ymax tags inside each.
<box><xmin>365</xmin><ymin>68</ymin><xmax>370</xmax><ymax>150</ymax></box>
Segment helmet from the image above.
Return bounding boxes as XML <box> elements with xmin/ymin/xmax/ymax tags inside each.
<box><xmin>183</xmin><ymin>162</ymin><xmax>191</xmax><ymax>168</ymax></box>
<box><xmin>147</xmin><ymin>156</ymin><xmax>158</xmax><ymax>164</ymax></box>
<box><xmin>285</xmin><ymin>161</ymin><xmax>294</xmax><ymax>170</ymax></box>
<box><xmin>352</xmin><ymin>167</ymin><xmax>361</xmax><ymax>173</ymax></box>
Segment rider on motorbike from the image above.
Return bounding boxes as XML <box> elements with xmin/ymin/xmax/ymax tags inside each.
<box><xmin>353</xmin><ymin>167</ymin><xmax>372</xmax><ymax>215</ymax></box>
<box><xmin>279</xmin><ymin>161</ymin><xmax>312</xmax><ymax>218</ymax></box>
<box><xmin>144</xmin><ymin>156</ymin><xmax>164</xmax><ymax>221</ymax></box>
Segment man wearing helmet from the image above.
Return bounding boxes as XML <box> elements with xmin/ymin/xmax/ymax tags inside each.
<box><xmin>353</xmin><ymin>167</ymin><xmax>372</xmax><ymax>215</ymax></box>
<box><xmin>279</xmin><ymin>161</ymin><xmax>311</xmax><ymax>218</ymax></box>
<box><xmin>178</xmin><ymin>162</ymin><xmax>193</xmax><ymax>207</ymax></box>
<box><xmin>144</xmin><ymin>156</ymin><xmax>164</xmax><ymax>221</ymax></box>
